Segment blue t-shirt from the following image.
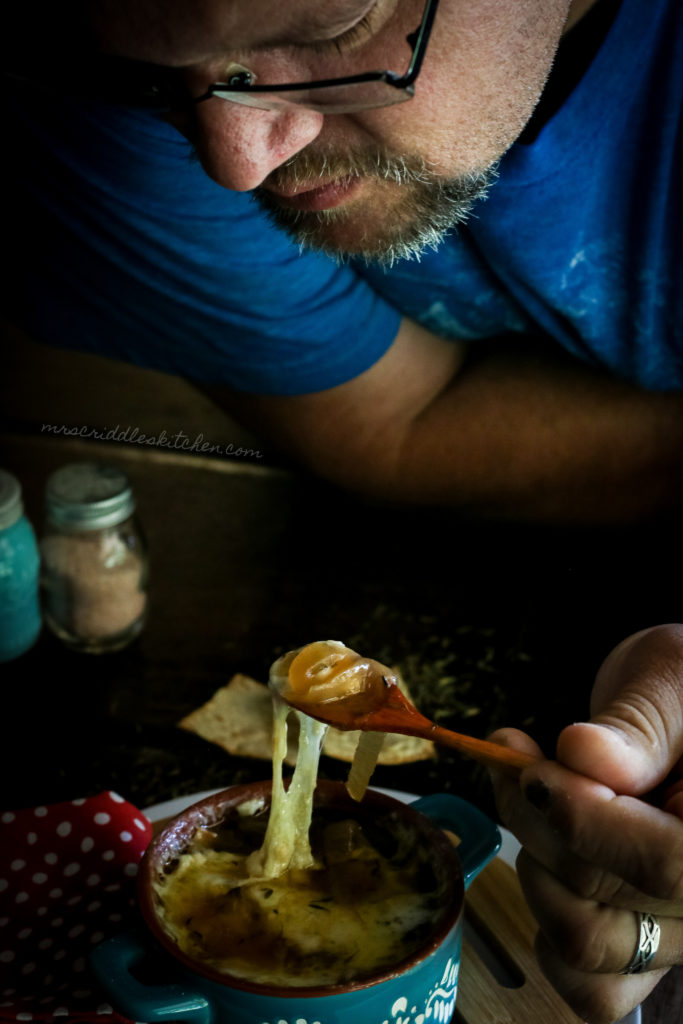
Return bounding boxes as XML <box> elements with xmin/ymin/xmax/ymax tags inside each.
<box><xmin>5</xmin><ymin>0</ymin><xmax>682</xmax><ymax>393</ymax></box>
<box><xmin>357</xmin><ymin>0</ymin><xmax>683</xmax><ymax>391</ymax></box>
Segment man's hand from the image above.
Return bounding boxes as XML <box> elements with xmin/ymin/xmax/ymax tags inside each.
<box><xmin>489</xmin><ymin>624</ymin><xmax>683</xmax><ymax>1024</ymax></box>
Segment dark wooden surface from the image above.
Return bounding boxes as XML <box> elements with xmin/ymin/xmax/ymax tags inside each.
<box><xmin>1</xmin><ymin>329</ymin><xmax>680</xmax><ymax>1023</ymax></box>
<box><xmin>5</xmin><ymin>431</ymin><xmax>680</xmax><ymax>812</ymax></box>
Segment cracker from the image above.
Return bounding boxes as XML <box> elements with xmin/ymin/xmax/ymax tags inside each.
<box><xmin>179</xmin><ymin>673</ymin><xmax>435</xmax><ymax>766</ymax></box>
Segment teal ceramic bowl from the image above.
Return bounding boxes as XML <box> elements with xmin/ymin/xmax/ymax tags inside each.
<box><xmin>91</xmin><ymin>781</ymin><xmax>500</xmax><ymax>1024</ymax></box>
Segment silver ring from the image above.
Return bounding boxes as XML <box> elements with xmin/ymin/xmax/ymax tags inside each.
<box><xmin>619</xmin><ymin>912</ymin><xmax>661</xmax><ymax>974</ymax></box>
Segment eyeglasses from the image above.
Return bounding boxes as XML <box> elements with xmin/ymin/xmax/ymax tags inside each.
<box><xmin>193</xmin><ymin>0</ymin><xmax>440</xmax><ymax>114</ymax></box>
<box><xmin>5</xmin><ymin>0</ymin><xmax>439</xmax><ymax>115</ymax></box>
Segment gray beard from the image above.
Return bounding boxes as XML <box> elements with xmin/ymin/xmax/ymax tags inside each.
<box><xmin>253</xmin><ymin>148</ymin><xmax>498</xmax><ymax>268</ymax></box>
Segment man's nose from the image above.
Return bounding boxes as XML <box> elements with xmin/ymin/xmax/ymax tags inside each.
<box><xmin>191</xmin><ymin>98</ymin><xmax>325</xmax><ymax>191</ymax></box>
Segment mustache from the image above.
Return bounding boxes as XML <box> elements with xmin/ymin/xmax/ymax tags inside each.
<box><xmin>253</xmin><ymin>143</ymin><xmax>499</xmax><ymax>269</ymax></box>
<box><xmin>260</xmin><ymin>143</ymin><xmax>440</xmax><ymax>192</ymax></box>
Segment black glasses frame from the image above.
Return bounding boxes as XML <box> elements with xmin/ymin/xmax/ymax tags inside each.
<box><xmin>4</xmin><ymin>0</ymin><xmax>439</xmax><ymax>112</ymax></box>
<box><xmin>193</xmin><ymin>0</ymin><xmax>440</xmax><ymax>107</ymax></box>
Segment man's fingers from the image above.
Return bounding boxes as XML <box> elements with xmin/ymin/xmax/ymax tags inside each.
<box><xmin>494</xmin><ymin>747</ymin><xmax>683</xmax><ymax>910</ymax></box>
<box><xmin>488</xmin><ymin>628</ymin><xmax>683</xmax><ymax>1023</ymax></box>
<box><xmin>518</xmin><ymin>758</ymin><xmax>683</xmax><ymax>905</ymax></box>
<box><xmin>588</xmin><ymin>625</ymin><xmax>683</xmax><ymax>713</ymax></box>
<box><xmin>487</xmin><ymin>727</ymin><xmax>545</xmax><ymax>759</ymax></box>
<box><xmin>487</xmin><ymin>726</ymin><xmax>545</xmax><ymax>816</ymax></box>
<box><xmin>517</xmin><ymin>849</ymin><xmax>683</xmax><ymax>974</ymax></box>
<box><xmin>558</xmin><ymin>624</ymin><xmax>683</xmax><ymax>795</ymax></box>
<box><xmin>534</xmin><ymin>932</ymin><xmax>669</xmax><ymax>1024</ymax></box>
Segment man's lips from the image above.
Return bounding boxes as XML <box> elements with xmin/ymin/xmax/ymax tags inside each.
<box><xmin>262</xmin><ymin>174</ymin><xmax>362</xmax><ymax>212</ymax></box>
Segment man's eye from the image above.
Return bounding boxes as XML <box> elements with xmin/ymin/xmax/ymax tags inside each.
<box><xmin>221</xmin><ymin>63</ymin><xmax>257</xmax><ymax>88</ymax></box>
<box><xmin>309</xmin><ymin>13</ymin><xmax>376</xmax><ymax>56</ymax></box>
<box><xmin>302</xmin><ymin>0</ymin><xmax>396</xmax><ymax>58</ymax></box>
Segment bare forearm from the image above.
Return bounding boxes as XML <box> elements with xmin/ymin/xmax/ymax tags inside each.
<box><xmin>204</xmin><ymin>328</ymin><xmax>683</xmax><ymax>525</ymax></box>
<box><xmin>376</xmin><ymin>339</ymin><xmax>683</xmax><ymax>522</ymax></box>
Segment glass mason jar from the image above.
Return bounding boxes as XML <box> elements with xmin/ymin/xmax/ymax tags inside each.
<box><xmin>40</xmin><ymin>462</ymin><xmax>148</xmax><ymax>654</ymax></box>
<box><xmin>0</xmin><ymin>470</ymin><xmax>42</xmax><ymax>662</ymax></box>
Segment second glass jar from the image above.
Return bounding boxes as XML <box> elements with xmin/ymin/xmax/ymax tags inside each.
<box><xmin>40</xmin><ymin>462</ymin><xmax>148</xmax><ymax>654</ymax></box>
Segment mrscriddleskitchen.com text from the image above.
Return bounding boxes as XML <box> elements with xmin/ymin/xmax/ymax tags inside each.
<box><xmin>41</xmin><ymin>423</ymin><xmax>263</xmax><ymax>459</ymax></box>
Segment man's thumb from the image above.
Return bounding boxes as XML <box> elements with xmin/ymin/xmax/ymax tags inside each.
<box><xmin>556</xmin><ymin>624</ymin><xmax>683</xmax><ymax>795</ymax></box>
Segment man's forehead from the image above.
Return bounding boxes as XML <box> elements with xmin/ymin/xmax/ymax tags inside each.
<box><xmin>85</xmin><ymin>0</ymin><xmax>368</xmax><ymax>63</ymax></box>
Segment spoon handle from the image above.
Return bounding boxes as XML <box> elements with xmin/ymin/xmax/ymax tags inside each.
<box><xmin>349</xmin><ymin>696</ymin><xmax>540</xmax><ymax>773</ymax></box>
<box><xmin>428</xmin><ymin>724</ymin><xmax>539</xmax><ymax>772</ymax></box>
<box><xmin>285</xmin><ymin>692</ymin><xmax>539</xmax><ymax>773</ymax></box>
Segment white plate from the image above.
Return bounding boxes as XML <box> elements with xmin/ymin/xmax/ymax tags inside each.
<box><xmin>143</xmin><ymin>786</ymin><xmax>521</xmax><ymax>869</ymax></box>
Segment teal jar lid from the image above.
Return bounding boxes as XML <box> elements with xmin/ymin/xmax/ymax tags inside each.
<box><xmin>46</xmin><ymin>462</ymin><xmax>136</xmax><ymax>531</ymax></box>
<box><xmin>0</xmin><ymin>469</ymin><xmax>24</xmax><ymax>530</ymax></box>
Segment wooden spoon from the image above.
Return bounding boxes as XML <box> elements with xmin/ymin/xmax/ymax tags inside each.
<box><xmin>280</xmin><ymin>674</ymin><xmax>539</xmax><ymax>775</ymax></box>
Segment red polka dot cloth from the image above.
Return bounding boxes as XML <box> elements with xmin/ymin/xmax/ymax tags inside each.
<box><xmin>0</xmin><ymin>791</ymin><xmax>152</xmax><ymax>1022</ymax></box>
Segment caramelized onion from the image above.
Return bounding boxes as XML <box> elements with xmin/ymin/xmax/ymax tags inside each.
<box><xmin>274</xmin><ymin>640</ymin><xmax>391</xmax><ymax>709</ymax></box>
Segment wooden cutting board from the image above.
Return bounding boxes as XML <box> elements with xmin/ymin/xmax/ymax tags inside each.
<box><xmin>456</xmin><ymin>855</ymin><xmax>584</xmax><ymax>1024</ymax></box>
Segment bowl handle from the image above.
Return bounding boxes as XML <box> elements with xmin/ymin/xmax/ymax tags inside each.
<box><xmin>410</xmin><ymin>793</ymin><xmax>501</xmax><ymax>889</ymax></box>
<box><xmin>90</xmin><ymin>930</ymin><xmax>213</xmax><ymax>1023</ymax></box>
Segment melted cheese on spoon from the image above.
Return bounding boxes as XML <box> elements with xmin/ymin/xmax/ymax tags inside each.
<box><xmin>246</xmin><ymin>696</ymin><xmax>327</xmax><ymax>878</ymax></box>
<box><xmin>268</xmin><ymin>640</ymin><xmax>389</xmax><ymax>817</ymax></box>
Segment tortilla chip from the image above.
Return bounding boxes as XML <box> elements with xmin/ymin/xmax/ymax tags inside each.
<box><xmin>179</xmin><ymin>673</ymin><xmax>434</xmax><ymax>766</ymax></box>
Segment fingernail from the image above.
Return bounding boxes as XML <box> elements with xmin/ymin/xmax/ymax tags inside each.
<box><xmin>523</xmin><ymin>780</ymin><xmax>552</xmax><ymax>811</ymax></box>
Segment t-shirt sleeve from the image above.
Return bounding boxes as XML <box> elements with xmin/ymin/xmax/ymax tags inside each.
<box><xmin>7</xmin><ymin>92</ymin><xmax>401</xmax><ymax>396</ymax></box>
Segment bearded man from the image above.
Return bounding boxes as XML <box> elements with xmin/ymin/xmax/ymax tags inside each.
<box><xmin>5</xmin><ymin>0</ymin><xmax>682</xmax><ymax>522</ymax></box>
<box><xmin>4</xmin><ymin>4</ymin><xmax>683</xmax><ymax>1023</ymax></box>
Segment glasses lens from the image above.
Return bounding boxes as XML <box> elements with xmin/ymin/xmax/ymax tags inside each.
<box><xmin>212</xmin><ymin>78</ymin><xmax>414</xmax><ymax>114</ymax></box>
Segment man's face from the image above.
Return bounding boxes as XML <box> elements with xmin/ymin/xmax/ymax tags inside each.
<box><xmin>87</xmin><ymin>0</ymin><xmax>576</xmax><ymax>263</ymax></box>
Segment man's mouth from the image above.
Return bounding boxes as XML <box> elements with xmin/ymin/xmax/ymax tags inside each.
<box><xmin>261</xmin><ymin>174</ymin><xmax>363</xmax><ymax>212</ymax></box>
